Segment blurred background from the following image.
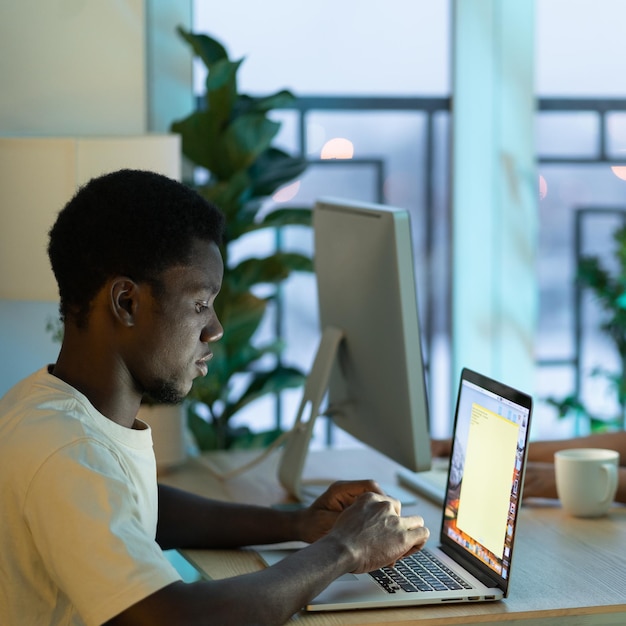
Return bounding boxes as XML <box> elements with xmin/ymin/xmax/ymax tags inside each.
<box><xmin>192</xmin><ymin>0</ymin><xmax>626</xmax><ymax>444</ymax></box>
<box><xmin>2</xmin><ymin>0</ymin><xmax>626</xmax><ymax>449</ymax></box>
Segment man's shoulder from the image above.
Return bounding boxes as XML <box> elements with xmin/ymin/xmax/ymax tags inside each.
<box><xmin>0</xmin><ymin>367</ymin><xmax>102</xmax><ymax>468</ymax></box>
<box><xmin>0</xmin><ymin>366</ymin><xmax>71</xmax><ymax>406</ymax></box>
<box><xmin>1</xmin><ymin>367</ymin><xmax>84</xmax><ymax>426</ymax></box>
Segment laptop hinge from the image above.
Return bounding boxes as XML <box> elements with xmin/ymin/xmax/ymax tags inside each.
<box><xmin>440</xmin><ymin>544</ymin><xmax>501</xmax><ymax>590</ymax></box>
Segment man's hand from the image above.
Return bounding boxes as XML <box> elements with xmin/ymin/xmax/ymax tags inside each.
<box><xmin>328</xmin><ymin>491</ymin><xmax>430</xmax><ymax>574</ymax></box>
<box><xmin>431</xmin><ymin>438</ymin><xmax>452</xmax><ymax>459</ymax></box>
<box><xmin>295</xmin><ymin>479</ymin><xmax>386</xmax><ymax>543</ymax></box>
<box><xmin>293</xmin><ymin>480</ymin><xmax>430</xmax><ymax>573</ymax></box>
<box><xmin>523</xmin><ymin>461</ymin><xmax>558</xmax><ymax>500</ymax></box>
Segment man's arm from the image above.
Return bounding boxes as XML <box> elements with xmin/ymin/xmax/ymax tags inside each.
<box><xmin>526</xmin><ymin>430</ymin><xmax>626</xmax><ymax>464</ymax></box>
<box><xmin>106</xmin><ymin>532</ymin><xmax>357</xmax><ymax>625</ymax></box>
<box><xmin>156</xmin><ymin>483</ymin><xmax>300</xmax><ymax>549</ymax></box>
<box><xmin>156</xmin><ymin>479</ymin><xmax>387</xmax><ymax>550</ymax></box>
<box><xmin>108</xmin><ymin>489</ymin><xmax>430</xmax><ymax>626</ymax></box>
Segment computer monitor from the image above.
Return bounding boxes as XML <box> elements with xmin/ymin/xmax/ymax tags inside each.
<box><xmin>278</xmin><ymin>198</ymin><xmax>432</xmax><ymax>501</ymax></box>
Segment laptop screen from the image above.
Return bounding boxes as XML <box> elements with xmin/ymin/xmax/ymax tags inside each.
<box><xmin>440</xmin><ymin>368</ymin><xmax>532</xmax><ymax>593</ymax></box>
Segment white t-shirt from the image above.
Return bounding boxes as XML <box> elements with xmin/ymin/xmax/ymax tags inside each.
<box><xmin>0</xmin><ymin>367</ymin><xmax>182</xmax><ymax>626</ymax></box>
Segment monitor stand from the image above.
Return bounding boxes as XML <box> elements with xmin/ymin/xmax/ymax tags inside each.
<box><xmin>277</xmin><ymin>326</ymin><xmax>344</xmax><ymax>503</ymax></box>
<box><xmin>276</xmin><ymin>326</ymin><xmax>420</xmax><ymax>506</ymax></box>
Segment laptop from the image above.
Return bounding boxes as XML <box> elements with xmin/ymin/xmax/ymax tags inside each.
<box><xmin>258</xmin><ymin>368</ymin><xmax>533</xmax><ymax>611</ymax></box>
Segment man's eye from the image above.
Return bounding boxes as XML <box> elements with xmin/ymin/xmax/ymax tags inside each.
<box><xmin>194</xmin><ymin>302</ymin><xmax>209</xmax><ymax>314</ymax></box>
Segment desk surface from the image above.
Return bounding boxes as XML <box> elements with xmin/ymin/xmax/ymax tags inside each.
<box><xmin>159</xmin><ymin>447</ymin><xmax>626</xmax><ymax>626</ymax></box>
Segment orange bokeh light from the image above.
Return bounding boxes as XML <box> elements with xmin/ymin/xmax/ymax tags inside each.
<box><xmin>320</xmin><ymin>138</ymin><xmax>354</xmax><ymax>160</ymax></box>
<box><xmin>611</xmin><ymin>165</ymin><xmax>626</xmax><ymax>181</ymax></box>
<box><xmin>272</xmin><ymin>180</ymin><xmax>301</xmax><ymax>203</ymax></box>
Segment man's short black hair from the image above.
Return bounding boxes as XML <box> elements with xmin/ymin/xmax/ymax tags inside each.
<box><xmin>48</xmin><ymin>168</ymin><xmax>225</xmax><ymax>326</ymax></box>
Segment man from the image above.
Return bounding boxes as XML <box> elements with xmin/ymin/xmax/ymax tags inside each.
<box><xmin>0</xmin><ymin>169</ymin><xmax>429</xmax><ymax>626</ymax></box>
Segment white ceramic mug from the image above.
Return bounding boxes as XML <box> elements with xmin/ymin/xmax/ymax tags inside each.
<box><xmin>554</xmin><ymin>448</ymin><xmax>619</xmax><ymax>518</ymax></box>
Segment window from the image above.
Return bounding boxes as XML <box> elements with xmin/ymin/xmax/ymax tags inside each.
<box><xmin>194</xmin><ymin>0</ymin><xmax>626</xmax><ymax>443</ymax></box>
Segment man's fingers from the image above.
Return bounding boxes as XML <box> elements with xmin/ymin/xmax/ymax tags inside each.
<box><xmin>403</xmin><ymin>514</ymin><xmax>427</xmax><ymax>531</ymax></box>
<box><xmin>321</xmin><ymin>479</ymin><xmax>386</xmax><ymax>510</ymax></box>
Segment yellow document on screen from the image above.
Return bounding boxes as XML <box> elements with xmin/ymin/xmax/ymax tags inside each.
<box><xmin>456</xmin><ymin>403</ymin><xmax>519</xmax><ymax>557</ymax></box>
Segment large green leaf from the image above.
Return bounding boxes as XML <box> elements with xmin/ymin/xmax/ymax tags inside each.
<box><xmin>187</xmin><ymin>410</ymin><xmax>221</xmax><ymax>450</ymax></box>
<box><xmin>237</xmin><ymin>90</ymin><xmax>297</xmax><ymax>115</ymax></box>
<box><xmin>578</xmin><ymin>257</ymin><xmax>612</xmax><ymax>302</ymax></box>
<box><xmin>190</xmin><ymin>343</ymin><xmax>273</xmax><ymax>408</ymax></box>
<box><xmin>223</xmin><ymin>366</ymin><xmax>306</xmax><ymax>421</ymax></box>
<box><xmin>249</xmin><ymin>148</ymin><xmax>308</xmax><ymax>197</ymax></box>
<box><xmin>217</xmin><ymin>290</ymin><xmax>267</xmax><ymax>342</ymax></box>
<box><xmin>199</xmin><ymin>174</ymin><xmax>253</xmax><ymax>224</ymax></box>
<box><xmin>206</xmin><ymin>57</ymin><xmax>241</xmax><ymax>92</ymax></box>
<box><xmin>589</xmin><ymin>416</ymin><xmax>625</xmax><ymax>432</ymax></box>
<box><xmin>222</xmin><ymin>203</ymin><xmax>263</xmax><ymax>240</ymax></box>
<box><xmin>227</xmin><ymin>206</ymin><xmax>312</xmax><ymax>241</ymax></box>
<box><xmin>229</xmin><ymin>253</ymin><xmax>313</xmax><ymax>292</ymax></box>
<box><xmin>189</xmin><ymin>405</ymin><xmax>285</xmax><ymax>450</ymax></box>
<box><xmin>171</xmin><ymin>111</ymin><xmax>221</xmax><ymax>172</ymax></box>
<box><xmin>223</xmin><ymin>115</ymin><xmax>281</xmax><ymax>172</ymax></box>
<box><xmin>223</xmin><ymin>341</ymin><xmax>282</xmax><ymax>378</ymax></box>
<box><xmin>188</xmin><ymin>370</ymin><xmax>223</xmax><ymax>406</ymax></box>
<box><xmin>176</xmin><ymin>27</ymin><xmax>228</xmax><ymax>67</ymax></box>
<box><xmin>257</xmin><ymin>207</ymin><xmax>312</xmax><ymax>229</ymax></box>
<box><xmin>205</xmin><ymin>58</ymin><xmax>242</xmax><ymax>129</ymax></box>
<box><xmin>228</xmin><ymin>427</ymin><xmax>284</xmax><ymax>450</ymax></box>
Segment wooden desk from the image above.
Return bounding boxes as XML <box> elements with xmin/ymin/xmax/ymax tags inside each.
<box><xmin>160</xmin><ymin>447</ymin><xmax>626</xmax><ymax>625</ymax></box>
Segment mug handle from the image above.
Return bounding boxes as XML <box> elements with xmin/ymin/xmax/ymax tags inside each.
<box><xmin>600</xmin><ymin>462</ymin><xmax>618</xmax><ymax>507</ymax></box>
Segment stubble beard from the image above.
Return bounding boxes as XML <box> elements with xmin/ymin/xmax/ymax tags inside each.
<box><xmin>143</xmin><ymin>379</ymin><xmax>186</xmax><ymax>405</ymax></box>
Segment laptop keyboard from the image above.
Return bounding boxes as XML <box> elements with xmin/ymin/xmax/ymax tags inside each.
<box><xmin>369</xmin><ymin>550</ymin><xmax>474</xmax><ymax>593</ymax></box>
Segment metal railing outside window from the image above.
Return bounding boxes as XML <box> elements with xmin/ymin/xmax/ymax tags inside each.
<box><xmin>198</xmin><ymin>94</ymin><xmax>626</xmax><ymax>440</ymax></box>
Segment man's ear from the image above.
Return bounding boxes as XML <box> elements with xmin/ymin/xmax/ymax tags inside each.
<box><xmin>110</xmin><ymin>278</ymin><xmax>140</xmax><ymax>327</ymax></box>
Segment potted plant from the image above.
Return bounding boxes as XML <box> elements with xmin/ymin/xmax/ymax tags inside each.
<box><xmin>170</xmin><ymin>27</ymin><xmax>313</xmax><ymax>451</ymax></box>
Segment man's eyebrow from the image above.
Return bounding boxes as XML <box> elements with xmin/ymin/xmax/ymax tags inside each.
<box><xmin>193</xmin><ymin>280</ymin><xmax>220</xmax><ymax>295</ymax></box>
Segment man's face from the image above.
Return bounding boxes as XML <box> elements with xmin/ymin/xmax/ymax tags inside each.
<box><xmin>130</xmin><ymin>238</ymin><xmax>224</xmax><ymax>404</ymax></box>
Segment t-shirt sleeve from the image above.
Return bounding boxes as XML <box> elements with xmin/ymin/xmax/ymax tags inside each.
<box><xmin>24</xmin><ymin>439</ymin><xmax>182</xmax><ymax>626</ymax></box>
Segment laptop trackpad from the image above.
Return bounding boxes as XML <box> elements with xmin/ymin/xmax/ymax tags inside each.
<box><xmin>256</xmin><ymin>548</ymin><xmax>359</xmax><ymax>581</ymax></box>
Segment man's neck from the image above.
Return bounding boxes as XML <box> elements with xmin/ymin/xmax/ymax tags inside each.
<box><xmin>52</xmin><ymin>336</ymin><xmax>141</xmax><ymax>429</ymax></box>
